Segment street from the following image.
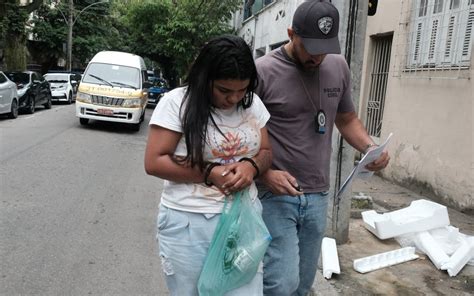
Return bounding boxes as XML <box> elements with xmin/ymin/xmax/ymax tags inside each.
<box><xmin>0</xmin><ymin>104</ymin><xmax>168</xmax><ymax>295</ymax></box>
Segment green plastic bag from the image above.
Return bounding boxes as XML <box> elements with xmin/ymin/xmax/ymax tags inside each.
<box><xmin>197</xmin><ymin>189</ymin><xmax>272</xmax><ymax>296</ymax></box>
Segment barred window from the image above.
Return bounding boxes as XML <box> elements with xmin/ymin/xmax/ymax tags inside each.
<box><xmin>407</xmin><ymin>0</ymin><xmax>473</xmax><ymax>68</ymax></box>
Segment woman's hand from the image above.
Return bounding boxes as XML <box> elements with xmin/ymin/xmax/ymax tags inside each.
<box><xmin>223</xmin><ymin>161</ymin><xmax>258</xmax><ymax>193</ymax></box>
<box><xmin>207</xmin><ymin>162</ymin><xmax>256</xmax><ymax>195</ymax></box>
<box><xmin>207</xmin><ymin>165</ymin><xmax>236</xmax><ymax>195</ymax></box>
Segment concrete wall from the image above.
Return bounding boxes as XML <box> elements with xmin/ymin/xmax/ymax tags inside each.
<box><xmin>234</xmin><ymin>0</ymin><xmax>302</xmax><ymax>55</ymax></box>
<box><xmin>359</xmin><ymin>1</ymin><xmax>474</xmax><ymax>211</ymax></box>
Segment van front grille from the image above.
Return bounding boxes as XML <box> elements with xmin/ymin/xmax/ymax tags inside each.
<box><xmin>91</xmin><ymin>95</ymin><xmax>125</xmax><ymax>106</ymax></box>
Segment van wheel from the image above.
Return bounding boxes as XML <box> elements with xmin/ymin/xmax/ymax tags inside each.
<box><xmin>131</xmin><ymin>122</ymin><xmax>141</xmax><ymax>131</ymax></box>
<box><xmin>80</xmin><ymin>118</ymin><xmax>89</xmax><ymax>125</ymax></box>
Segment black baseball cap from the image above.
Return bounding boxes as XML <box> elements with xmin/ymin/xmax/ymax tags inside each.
<box><xmin>292</xmin><ymin>0</ymin><xmax>341</xmax><ymax>55</ymax></box>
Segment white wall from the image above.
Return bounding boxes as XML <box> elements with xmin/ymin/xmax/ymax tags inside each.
<box><xmin>234</xmin><ymin>0</ymin><xmax>304</xmax><ymax>56</ymax></box>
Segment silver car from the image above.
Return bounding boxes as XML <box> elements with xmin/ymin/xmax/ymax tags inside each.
<box><xmin>0</xmin><ymin>71</ymin><xmax>19</xmax><ymax>119</ymax></box>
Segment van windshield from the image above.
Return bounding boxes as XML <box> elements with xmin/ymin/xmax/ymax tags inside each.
<box><xmin>83</xmin><ymin>63</ymin><xmax>140</xmax><ymax>89</ymax></box>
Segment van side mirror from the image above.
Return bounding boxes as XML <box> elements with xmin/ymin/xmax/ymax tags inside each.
<box><xmin>143</xmin><ymin>81</ymin><xmax>152</xmax><ymax>88</ymax></box>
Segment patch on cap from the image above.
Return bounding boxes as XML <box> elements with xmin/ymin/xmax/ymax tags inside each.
<box><xmin>318</xmin><ymin>16</ymin><xmax>333</xmax><ymax>35</ymax></box>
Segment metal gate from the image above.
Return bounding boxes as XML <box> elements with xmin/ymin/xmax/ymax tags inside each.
<box><xmin>366</xmin><ymin>35</ymin><xmax>393</xmax><ymax>137</ymax></box>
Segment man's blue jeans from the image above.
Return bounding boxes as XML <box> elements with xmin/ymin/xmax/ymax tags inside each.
<box><xmin>259</xmin><ymin>191</ymin><xmax>329</xmax><ymax>296</ymax></box>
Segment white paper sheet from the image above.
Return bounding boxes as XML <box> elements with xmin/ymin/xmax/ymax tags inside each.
<box><xmin>337</xmin><ymin>133</ymin><xmax>393</xmax><ymax>199</ymax></box>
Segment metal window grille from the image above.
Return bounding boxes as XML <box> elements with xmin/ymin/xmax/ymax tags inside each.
<box><xmin>366</xmin><ymin>35</ymin><xmax>393</xmax><ymax>137</ymax></box>
<box><xmin>393</xmin><ymin>0</ymin><xmax>473</xmax><ymax>79</ymax></box>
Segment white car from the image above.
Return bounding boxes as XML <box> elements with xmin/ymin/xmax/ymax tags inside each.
<box><xmin>0</xmin><ymin>71</ymin><xmax>19</xmax><ymax>118</ymax></box>
<box><xmin>43</xmin><ymin>73</ymin><xmax>75</xmax><ymax>104</ymax></box>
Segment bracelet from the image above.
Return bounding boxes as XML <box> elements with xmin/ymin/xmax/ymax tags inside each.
<box><xmin>364</xmin><ymin>143</ymin><xmax>378</xmax><ymax>154</ymax></box>
<box><xmin>239</xmin><ymin>157</ymin><xmax>260</xmax><ymax>179</ymax></box>
<box><xmin>204</xmin><ymin>162</ymin><xmax>221</xmax><ymax>186</ymax></box>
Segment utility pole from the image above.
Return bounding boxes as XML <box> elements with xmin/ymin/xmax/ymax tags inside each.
<box><xmin>67</xmin><ymin>0</ymin><xmax>74</xmax><ymax>72</ymax></box>
<box><xmin>327</xmin><ymin>0</ymin><xmax>369</xmax><ymax>244</ymax></box>
<box><xmin>56</xmin><ymin>0</ymin><xmax>109</xmax><ymax>72</ymax></box>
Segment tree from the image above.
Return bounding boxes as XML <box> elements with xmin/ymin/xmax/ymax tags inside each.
<box><xmin>124</xmin><ymin>0</ymin><xmax>242</xmax><ymax>87</ymax></box>
<box><xmin>1</xmin><ymin>0</ymin><xmax>43</xmax><ymax>71</ymax></box>
<box><xmin>31</xmin><ymin>0</ymin><xmax>120</xmax><ymax>72</ymax></box>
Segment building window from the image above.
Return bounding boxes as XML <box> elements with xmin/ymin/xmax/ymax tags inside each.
<box><xmin>408</xmin><ymin>0</ymin><xmax>473</xmax><ymax>68</ymax></box>
<box><xmin>244</xmin><ymin>0</ymin><xmax>275</xmax><ymax>20</ymax></box>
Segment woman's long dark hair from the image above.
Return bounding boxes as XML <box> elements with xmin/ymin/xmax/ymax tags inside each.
<box><xmin>181</xmin><ymin>35</ymin><xmax>258</xmax><ymax>171</ymax></box>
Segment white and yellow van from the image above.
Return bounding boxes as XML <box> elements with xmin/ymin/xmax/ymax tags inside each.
<box><xmin>75</xmin><ymin>51</ymin><xmax>150</xmax><ymax>131</ymax></box>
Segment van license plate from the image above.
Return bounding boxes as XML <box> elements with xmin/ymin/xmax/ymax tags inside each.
<box><xmin>97</xmin><ymin>109</ymin><xmax>114</xmax><ymax>116</ymax></box>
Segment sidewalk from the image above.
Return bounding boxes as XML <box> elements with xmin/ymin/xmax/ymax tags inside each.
<box><xmin>312</xmin><ymin>175</ymin><xmax>473</xmax><ymax>295</ymax></box>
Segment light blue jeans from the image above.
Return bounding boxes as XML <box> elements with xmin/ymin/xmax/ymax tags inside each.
<box><xmin>258</xmin><ymin>191</ymin><xmax>329</xmax><ymax>296</ymax></box>
<box><xmin>157</xmin><ymin>202</ymin><xmax>264</xmax><ymax>296</ymax></box>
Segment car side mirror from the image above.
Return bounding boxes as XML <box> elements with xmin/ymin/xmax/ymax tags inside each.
<box><xmin>143</xmin><ymin>81</ymin><xmax>152</xmax><ymax>88</ymax></box>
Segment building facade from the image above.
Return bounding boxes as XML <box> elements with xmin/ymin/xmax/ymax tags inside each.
<box><xmin>359</xmin><ymin>0</ymin><xmax>473</xmax><ymax>211</ymax></box>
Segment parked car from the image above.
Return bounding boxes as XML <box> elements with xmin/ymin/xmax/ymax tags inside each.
<box><xmin>47</xmin><ymin>71</ymin><xmax>82</xmax><ymax>93</ymax></box>
<box><xmin>0</xmin><ymin>71</ymin><xmax>19</xmax><ymax>119</ymax></box>
<box><xmin>147</xmin><ymin>70</ymin><xmax>156</xmax><ymax>82</ymax></box>
<box><xmin>5</xmin><ymin>71</ymin><xmax>52</xmax><ymax>113</ymax></box>
<box><xmin>43</xmin><ymin>72</ymin><xmax>76</xmax><ymax>104</ymax></box>
<box><xmin>147</xmin><ymin>78</ymin><xmax>169</xmax><ymax>107</ymax></box>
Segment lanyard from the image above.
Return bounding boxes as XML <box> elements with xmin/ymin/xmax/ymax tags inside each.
<box><xmin>297</xmin><ymin>69</ymin><xmax>327</xmax><ymax>134</ymax></box>
<box><xmin>297</xmin><ymin>69</ymin><xmax>323</xmax><ymax>112</ymax></box>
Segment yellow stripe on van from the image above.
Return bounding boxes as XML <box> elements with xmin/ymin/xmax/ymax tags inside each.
<box><xmin>78</xmin><ymin>83</ymin><xmax>143</xmax><ymax>98</ymax></box>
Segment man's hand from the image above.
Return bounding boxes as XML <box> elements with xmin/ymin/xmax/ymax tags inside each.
<box><xmin>259</xmin><ymin>169</ymin><xmax>303</xmax><ymax>196</ymax></box>
<box><xmin>365</xmin><ymin>150</ymin><xmax>390</xmax><ymax>171</ymax></box>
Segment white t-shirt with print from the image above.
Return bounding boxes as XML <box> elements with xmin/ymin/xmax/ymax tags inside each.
<box><xmin>149</xmin><ymin>86</ymin><xmax>270</xmax><ymax>213</ymax></box>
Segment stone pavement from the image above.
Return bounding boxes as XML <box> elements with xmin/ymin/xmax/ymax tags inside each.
<box><xmin>311</xmin><ymin>175</ymin><xmax>473</xmax><ymax>295</ymax></box>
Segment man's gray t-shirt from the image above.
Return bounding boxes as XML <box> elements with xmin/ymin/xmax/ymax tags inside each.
<box><xmin>255</xmin><ymin>47</ymin><xmax>354</xmax><ymax>193</ymax></box>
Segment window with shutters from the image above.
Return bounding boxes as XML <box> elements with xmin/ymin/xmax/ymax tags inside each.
<box><xmin>408</xmin><ymin>0</ymin><xmax>473</xmax><ymax>68</ymax></box>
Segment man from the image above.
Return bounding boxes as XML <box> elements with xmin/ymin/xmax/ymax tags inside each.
<box><xmin>255</xmin><ymin>1</ymin><xmax>390</xmax><ymax>295</ymax></box>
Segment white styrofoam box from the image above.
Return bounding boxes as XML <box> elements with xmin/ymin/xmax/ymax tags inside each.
<box><xmin>416</xmin><ymin>231</ymin><xmax>450</xmax><ymax>269</ymax></box>
<box><xmin>361</xmin><ymin>199</ymin><xmax>450</xmax><ymax>240</ymax></box>
<box><xmin>395</xmin><ymin>226</ymin><xmax>474</xmax><ymax>266</ymax></box>
<box><xmin>441</xmin><ymin>237</ymin><xmax>474</xmax><ymax>277</ymax></box>
<box><xmin>321</xmin><ymin>237</ymin><xmax>340</xmax><ymax>279</ymax></box>
<box><xmin>353</xmin><ymin>247</ymin><xmax>419</xmax><ymax>273</ymax></box>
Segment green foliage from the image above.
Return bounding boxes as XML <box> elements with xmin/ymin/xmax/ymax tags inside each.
<box><xmin>31</xmin><ymin>4</ymin><xmax>67</xmax><ymax>58</ymax></box>
<box><xmin>3</xmin><ymin>0</ymin><xmax>243</xmax><ymax>78</ymax></box>
<box><xmin>124</xmin><ymin>0</ymin><xmax>243</xmax><ymax>84</ymax></box>
<box><xmin>2</xmin><ymin>2</ymin><xmax>29</xmax><ymax>38</ymax></box>
<box><xmin>31</xmin><ymin>0</ymin><xmax>127</xmax><ymax>70</ymax></box>
<box><xmin>1</xmin><ymin>1</ymin><xmax>30</xmax><ymax>71</ymax></box>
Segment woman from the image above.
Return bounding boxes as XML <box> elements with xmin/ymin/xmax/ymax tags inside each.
<box><xmin>144</xmin><ymin>35</ymin><xmax>272</xmax><ymax>295</ymax></box>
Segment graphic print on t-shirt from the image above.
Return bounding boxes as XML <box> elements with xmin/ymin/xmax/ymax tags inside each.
<box><xmin>207</xmin><ymin>116</ymin><xmax>261</xmax><ymax>165</ymax></box>
<box><xmin>210</xmin><ymin>129</ymin><xmax>249</xmax><ymax>164</ymax></box>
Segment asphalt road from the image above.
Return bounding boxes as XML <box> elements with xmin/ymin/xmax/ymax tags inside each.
<box><xmin>0</xmin><ymin>104</ymin><xmax>168</xmax><ymax>295</ymax></box>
